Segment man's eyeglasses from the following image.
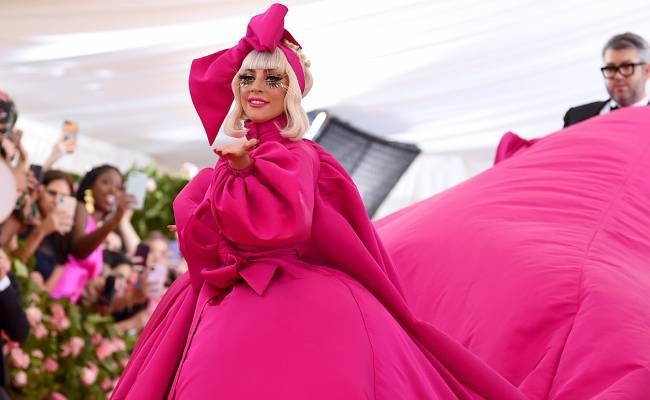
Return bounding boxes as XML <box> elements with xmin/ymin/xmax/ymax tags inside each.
<box><xmin>600</xmin><ymin>62</ymin><xmax>646</xmax><ymax>78</ymax></box>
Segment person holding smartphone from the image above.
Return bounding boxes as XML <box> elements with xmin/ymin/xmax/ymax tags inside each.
<box><xmin>43</xmin><ymin>120</ymin><xmax>78</xmax><ymax>172</ymax></box>
<box><xmin>15</xmin><ymin>170</ymin><xmax>75</xmax><ymax>290</ymax></box>
<box><xmin>51</xmin><ymin>165</ymin><xmax>135</xmax><ymax>303</ymax></box>
<box><xmin>109</xmin><ymin>242</ymin><xmax>166</xmax><ymax>334</ymax></box>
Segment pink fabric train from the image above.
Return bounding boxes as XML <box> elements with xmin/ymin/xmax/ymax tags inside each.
<box><xmin>376</xmin><ymin>107</ymin><xmax>650</xmax><ymax>400</ymax></box>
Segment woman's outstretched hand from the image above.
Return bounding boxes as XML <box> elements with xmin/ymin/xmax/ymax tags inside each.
<box><xmin>214</xmin><ymin>138</ymin><xmax>258</xmax><ymax>170</ymax></box>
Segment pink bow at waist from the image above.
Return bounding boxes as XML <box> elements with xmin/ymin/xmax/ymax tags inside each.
<box><xmin>168</xmin><ymin>246</ymin><xmax>298</xmax><ymax>397</ymax></box>
<box><xmin>200</xmin><ymin>247</ymin><xmax>298</xmax><ymax>296</ymax></box>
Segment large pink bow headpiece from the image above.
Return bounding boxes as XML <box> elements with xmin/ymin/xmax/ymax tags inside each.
<box><xmin>189</xmin><ymin>3</ymin><xmax>305</xmax><ymax>145</ymax></box>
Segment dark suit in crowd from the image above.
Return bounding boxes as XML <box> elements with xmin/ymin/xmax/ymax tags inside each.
<box><xmin>0</xmin><ymin>273</ymin><xmax>29</xmax><ymax>400</ymax></box>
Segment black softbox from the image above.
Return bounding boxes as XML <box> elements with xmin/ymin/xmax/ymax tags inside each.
<box><xmin>308</xmin><ymin>111</ymin><xmax>420</xmax><ymax>217</ymax></box>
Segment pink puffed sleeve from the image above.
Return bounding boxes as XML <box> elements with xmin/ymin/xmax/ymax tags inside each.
<box><xmin>173</xmin><ymin>167</ymin><xmax>219</xmax><ymax>293</ymax></box>
<box><xmin>210</xmin><ymin>141</ymin><xmax>317</xmax><ymax>247</ymax></box>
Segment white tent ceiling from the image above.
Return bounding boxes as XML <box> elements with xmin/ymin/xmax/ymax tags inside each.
<box><xmin>2</xmin><ymin>0</ymin><xmax>649</xmax><ymax>205</ymax></box>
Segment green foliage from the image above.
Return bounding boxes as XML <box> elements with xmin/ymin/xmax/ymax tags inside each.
<box><xmin>6</xmin><ymin>259</ymin><xmax>135</xmax><ymax>399</ymax></box>
<box><xmin>125</xmin><ymin>166</ymin><xmax>188</xmax><ymax>240</ymax></box>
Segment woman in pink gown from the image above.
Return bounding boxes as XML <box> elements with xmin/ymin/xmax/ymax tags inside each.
<box><xmin>113</xmin><ymin>4</ymin><xmax>525</xmax><ymax>399</ymax></box>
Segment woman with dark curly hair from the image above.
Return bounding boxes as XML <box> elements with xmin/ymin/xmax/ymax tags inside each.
<box><xmin>51</xmin><ymin>165</ymin><xmax>134</xmax><ymax>303</ymax></box>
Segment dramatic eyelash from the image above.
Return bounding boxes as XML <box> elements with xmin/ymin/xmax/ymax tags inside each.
<box><xmin>265</xmin><ymin>74</ymin><xmax>284</xmax><ymax>88</ymax></box>
<box><xmin>238</xmin><ymin>74</ymin><xmax>255</xmax><ymax>86</ymax></box>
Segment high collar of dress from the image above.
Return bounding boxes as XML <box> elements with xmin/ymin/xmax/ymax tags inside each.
<box><xmin>245</xmin><ymin>114</ymin><xmax>289</xmax><ymax>143</ymax></box>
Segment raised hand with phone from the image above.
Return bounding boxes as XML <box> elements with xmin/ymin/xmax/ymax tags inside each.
<box><xmin>61</xmin><ymin>120</ymin><xmax>78</xmax><ymax>150</ymax></box>
<box><xmin>43</xmin><ymin>120</ymin><xmax>78</xmax><ymax>171</ymax></box>
<box><xmin>14</xmin><ymin>170</ymin><xmax>76</xmax><ymax>268</ymax></box>
<box><xmin>114</xmin><ymin>170</ymin><xmax>150</xmax><ymax>257</ymax></box>
<box><xmin>125</xmin><ymin>171</ymin><xmax>147</xmax><ymax>210</ymax></box>
<box><xmin>41</xmin><ymin>207</ymin><xmax>73</xmax><ymax>235</ymax></box>
<box><xmin>114</xmin><ymin>189</ymin><xmax>137</xmax><ymax>222</ymax></box>
<box><xmin>134</xmin><ymin>236</ymin><xmax>168</xmax><ymax>303</ymax></box>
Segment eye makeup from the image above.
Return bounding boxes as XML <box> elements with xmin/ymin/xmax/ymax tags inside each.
<box><xmin>238</xmin><ymin>70</ymin><xmax>287</xmax><ymax>89</ymax></box>
<box><xmin>265</xmin><ymin>74</ymin><xmax>284</xmax><ymax>88</ymax></box>
<box><xmin>238</xmin><ymin>73</ymin><xmax>255</xmax><ymax>87</ymax></box>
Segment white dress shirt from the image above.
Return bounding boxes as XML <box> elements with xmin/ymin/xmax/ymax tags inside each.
<box><xmin>600</xmin><ymin>96</ymin><xmax>649</xmax><ymax>115</ymax></box>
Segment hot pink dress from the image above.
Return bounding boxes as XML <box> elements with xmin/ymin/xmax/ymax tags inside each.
<box><xmin>51</xmin><ymin>214</ymin><xmax>103</xmax><ymax>303</ymax></box>
<box><xmin>112</xmin><ymin>115</ymin><xmax>525</xmax><ymax>399</ymax></box>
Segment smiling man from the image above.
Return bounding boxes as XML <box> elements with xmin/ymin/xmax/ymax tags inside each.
<box><xmin>563</xmin><ymin>32</ymin><xmax>650</xmax><ymax>127</ymax></box>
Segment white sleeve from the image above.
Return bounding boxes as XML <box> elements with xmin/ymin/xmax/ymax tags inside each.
<box><xmin>0</xmin><ymin>275</ymin><xmax>11</xmax><ymax>292</ymax></box>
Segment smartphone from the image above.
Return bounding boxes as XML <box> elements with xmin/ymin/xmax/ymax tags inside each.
<box><xmin>61</xmin><ymin>121</ymin><xmax>78</xmax><ymax>153</ymax></box>
<box><xmin>126</xmin><ymin>171</ymin><xmax>148</xmax><ymax>210</ymax></box>
<box><xmin>29</xmin><ymin>164</ymin><xmax>44</xmax><ymax>183</ymax></box>
<box><xmin>62</xmin><ymin>121</ymin><xmax>78</xmax><ymax>141</ymax></box>
<box><xmin>145</xmin><ymin>265</ymin><xmax>167</xmax><ymax>300</ymax></box>
<box><xmin>134</xmin><ymin>243</ymin><xmax>150</xmax><ymax>266</ymax></box>
<box><xmin>57</xmin><ymin>195</ymin><xmax>77</xmax><ymax>215</ymax></box>
<box><xmin>53</xmin><ymin>195</ymin><xmax>75</xmax><ymax>233</ymax></box>
<box><xmin>148</xmin><ymin>265</ymin><xmax>167</xmax><ymax>281</ymax></box>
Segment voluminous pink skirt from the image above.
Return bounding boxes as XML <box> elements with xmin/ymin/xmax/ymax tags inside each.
<box><xmin>172</xmin><ymin>260</ymin><xmax>457</xmax><ymax>399</ymax></box>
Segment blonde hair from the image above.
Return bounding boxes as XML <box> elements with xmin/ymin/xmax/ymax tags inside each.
<box><xmin>223</xmin><ymin>40</ymin><xmax>313</xmax><ymax>140</ymax></box>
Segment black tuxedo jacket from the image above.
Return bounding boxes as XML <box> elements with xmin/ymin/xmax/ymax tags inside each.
<box><xmin>563</xmin><ymin>100</ymin><xmax>608</xmax><ymax>127</ymax></box>
<box><xmin>563</xmin><ymin>99</ymin><xmax>650</xmax><ymax>127</ymax></box>
<box><xmin>0</xmin><ymin>274</ymin><xmax>29</xmax><ymax>389</ymax></box>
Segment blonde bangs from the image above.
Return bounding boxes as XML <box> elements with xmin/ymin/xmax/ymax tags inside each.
<box><xmin>239</xmin><ymin>49</ymin><xmax>288</xmax><ymax>74</ymax></box>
